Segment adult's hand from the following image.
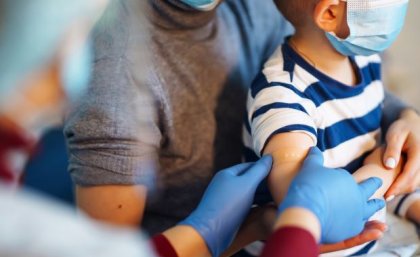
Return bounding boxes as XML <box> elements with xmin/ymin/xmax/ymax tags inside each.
<box><xmin>319</xmin><ymin>220</ymin><xmax>387</xmax><ymax>253</ymax></box>
<box><xmin>179</xmin><ymin>156</ymin><xmax>273</xmax><ymax>257</ymax></box>
<box><xmin>278</xmin><ymin>147</ymin><xmax>385</xmax><ymax>244</ymax></box>
<box><xmin>383</xmin><ymin>109</ymin><xmax>420</xmax><ymax>198</ymax></box>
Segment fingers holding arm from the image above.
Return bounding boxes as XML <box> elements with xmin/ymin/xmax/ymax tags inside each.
<box><xmin>179</xmin><ymin>158</ymin><xmax>273</xmax><ymax>257</ymax></box>
<box><xmin>358</xmin><ymin>177</ymin><xmax>383</xmax><ymax>200</ymax></box>
<box><xmin>241</xmin><ymin>155</ymin><xmax>273</xmax><ymax>182</ymax></box>
<box><xmin>262</xmin><ymin>132</ymin><xmax>314</xmax><ymax>204</ymax></box>
<box><xmin>387</xmin><ymin>145</ymin><xmax>420</xmax><ymax>196</ymax></box>
<box><xmin>354</xmin><ymin>146</ymin><xmax>404</xmax><ymax>199</ymax></box>
<box><xmin>357</xmin><ymin>177</ymin><xmax>386</xmax><ymax>220</ymax></box>
<box><xmin>382</xmin><ymin>109</ymin><xmax>420</xmax><ymax>196</ymax></box>
<box><xmin>382</xmin><ymin>121</ymin><xmax>408</xmax><ymax>169</ymax></box>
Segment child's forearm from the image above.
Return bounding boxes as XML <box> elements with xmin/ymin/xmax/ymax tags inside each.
<box><xmin>352</xmin><ymin>147</ymin><xmax>404</xmax><ymax>199</ymax></box>
<box><xmin>352</xmin><ymin>164</ymin><xmax>400</xmax><ymax>198</ymax></box>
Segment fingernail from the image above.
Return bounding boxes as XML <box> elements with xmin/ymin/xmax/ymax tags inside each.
<box><xmin>385</xmin><ymin>158</ymin><xmax>396</xmax><ymax>169</ymax></box>
<box><xmin>386</xmin><ymin>195</ymin><xmax>395</xmax><ymax>202</ymax></box>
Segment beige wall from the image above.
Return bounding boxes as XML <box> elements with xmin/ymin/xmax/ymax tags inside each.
<box><xmin>384</xmin><ymin>1</ymin><xmax>420</xmax><ymax>109</ymax></box>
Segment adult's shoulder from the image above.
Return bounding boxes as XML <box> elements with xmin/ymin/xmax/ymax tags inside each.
<box><xmin>91</xmin><ymin>0</ymin><xmax>146</xmax><ymax>62</ymax></box>
<box><xmin>220</xmin><ymin>0</ymin><xmax>291</xmax><ymax>31</ymax></box>
<box><xmin>219</xmin><ymin>0</ymin><xmax>293</xmax><ymax>62</ymax></box>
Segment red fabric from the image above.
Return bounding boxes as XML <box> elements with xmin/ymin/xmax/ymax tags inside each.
<box><xmin>151</xmin><ymin>234</ymin><xmax>179</xmax><ymax>257</ymax></box>
<box><xmin>0</xmin><ymin>125</ymin><xmax>34</xmax><ymax>183</ymax></box>
<box><xmin>260</xmin><ymin>226</ymin><xmax>318</xmax><ymax>257</ymax></box>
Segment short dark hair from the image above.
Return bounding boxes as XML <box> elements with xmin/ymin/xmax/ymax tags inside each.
<box><xmin>274</xmin><ymin>0</ymin><xmax>319</xmax><ymax>27</ymax></box>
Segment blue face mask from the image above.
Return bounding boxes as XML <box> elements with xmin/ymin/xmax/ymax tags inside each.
<box><xmin>326</xmin><ymin>0</ymin><xmax>409</xmax><ymax>56</ymax></box>
<box><xmin>61</xmin><ymin>40</ymin><xmax>93</xmax><ymax>103</ymax></box>
<box><xmin>179</xmin><ymin>0</ymin><xmax>220</xmax><ymax>11</ymax></box>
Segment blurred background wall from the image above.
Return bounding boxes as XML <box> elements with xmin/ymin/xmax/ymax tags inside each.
<box><xmin>384</xmin><ymin>1</ymin><xmax>420</xmax><ymax>110</ymax></box>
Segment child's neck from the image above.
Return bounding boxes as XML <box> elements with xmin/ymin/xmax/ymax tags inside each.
<box><xmin>290</xmin><ymin>28</ymin><xmax>358</xmax><ymax>86</ymax></box>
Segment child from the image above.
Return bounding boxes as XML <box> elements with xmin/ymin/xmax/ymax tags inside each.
<box><xmin>243</xmin><ymin>0</ymin><xmax>420</xmax><ymax>256</ymax></box>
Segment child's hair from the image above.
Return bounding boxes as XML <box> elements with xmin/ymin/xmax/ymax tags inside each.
<box><xmin>274</xmin><ymin>0</ymin><xmax>319</xmax><ymax>27</ymax></box>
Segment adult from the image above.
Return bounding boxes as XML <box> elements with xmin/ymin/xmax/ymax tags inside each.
<box><xmin>0</xmin><ymin>1</ymin><xmax>270</xmax><ymax>256</ymax></box>
<box><xmin>0</xmin><ymin>1</ymin><xmax>386</xmax><ymax>257</ymax></box>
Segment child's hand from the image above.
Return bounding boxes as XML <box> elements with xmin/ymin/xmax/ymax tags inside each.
<box><xmin>319</xmin><ymin>220</ymin><xmax>387</xmax><ymax>254</ymax></box>
<box><xmin>383</xmin><ymin>109</ymin><xmax>420</xmax><ymax>199</ymax></box>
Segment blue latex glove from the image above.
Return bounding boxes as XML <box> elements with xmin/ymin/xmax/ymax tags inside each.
<box><xmin>278</xmin><ymin>147</ymin><xmax>386</xmax><ymax>244</ymax></box>
<box><xmin>179</xmin><ymin>155</ymin><xmax>273</xmax><ymax>257</ymax></box>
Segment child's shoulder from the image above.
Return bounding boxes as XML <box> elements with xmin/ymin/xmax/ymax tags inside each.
<box><xmin>254</xmin><ymin>45</ymin><xmax>295</xmax><ymax>84</ymax></box>
<box><xmin>252</xmin><ymin>44</ymin><xmax>315</xmax><ymax>94</ymax></box>
<box><xmin>250</xmin><ymin>45</ymin><xmax>297</xmax><ymax>97</ymax></box>
<box><xmin>262</xmin><ymin>44</ymin><xmax>291</xmax><ymax>76</ymax></box>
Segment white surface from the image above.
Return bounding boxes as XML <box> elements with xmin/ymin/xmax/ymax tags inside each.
<box><xmin>357</xmin><ymin>213</ymin><xmax>419</xmax><ymax>257</ymax></box>
<box><xmin>0</xmin><ymin>186</ymin><xmax>155</xmax><ymax>257</ymax></box>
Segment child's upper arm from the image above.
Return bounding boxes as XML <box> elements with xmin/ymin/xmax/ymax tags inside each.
<box><xmin>264</xmin><ymin>132</ymin><xmax>315</xmax><ymax>156</ymax></box>
<box><xmin>248</xmin><ymin>79</ymin><xmax>318</xmax><ymax>157</ymax></box>
<box><xmin>262</xmin><ymin>132</ymin><xmax>315</xmax><ymax>203</ymax></box>
<box><xmin>247</xmin><ymin>67</ymin><xmax>318</xmax><ymax>203</ymax></box>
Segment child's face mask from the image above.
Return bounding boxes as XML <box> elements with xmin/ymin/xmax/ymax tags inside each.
<box><xmin>326</xmin><ymin>0</ymin><xmax>409</xmax><ymax>56</ymax></box>
<box><xmin>179</xmin><ymin>0</ymin><xmax>220</xmax><ymax>11</ymax></box>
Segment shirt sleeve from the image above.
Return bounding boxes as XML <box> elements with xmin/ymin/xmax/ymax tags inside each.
<box><xmin>150</xmin><ymin>234</ymin><xmax>179</xmax><ymax>257</ymax></box>
<box><xmin>381</xmin><ymin>90</ymin><xmax>410</xmax><ymax>135</ymax></box>
<box><xmin>387</xmin><ymin>188</ymin><xmax>420</xmax><ymax>218</ymax></box>
<box><xmin>248</xmin><ymin>73</ymin><xmax>318</xmax><ymax>156</ymax></box>
<box><xmin>260</xmin><ymin>226</ymin><xmax>318</xmax><ymax>257</ymax></box>
<box><xmin>64</xmin><ymin>1</ymin><xmax>161</xmax><ymax>186</ymax></box>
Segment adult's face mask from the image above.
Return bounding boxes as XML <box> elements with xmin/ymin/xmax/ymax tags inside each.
<box><xmin>326</xmin><ymin>0</ymin><xmax>409</xmax><ymax>56</ymax></box>
<box><xmin>179</xmin><ymin>0</ymin><xmax>220</xmax><ymax>11</ymax></box>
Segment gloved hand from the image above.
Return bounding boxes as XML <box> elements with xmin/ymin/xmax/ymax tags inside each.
<box><xmin>179</xmin><ymin>155</ymin><xmax>273</xmax><ymax>257</ymax></box>
<box><xmin>278</xmin><ymin>147</ymin><xmax>386</xmax><ymax>244</ymax></box>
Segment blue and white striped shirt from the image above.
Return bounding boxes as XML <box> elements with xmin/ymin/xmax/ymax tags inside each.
<box><xmin>244</xmin><ymin>43</ymin><xmax>384</xmax><ymax>173</ymax></box>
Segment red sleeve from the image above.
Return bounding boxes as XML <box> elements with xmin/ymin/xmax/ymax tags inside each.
<box><xmin>150</xmin><ymin>234</ymin><xmax>179</xmax><ymax>257</ymax></box>
<box><xmin>0</xmin><ymin>126</ymin><xmax>34</xmax><ymax>183</ymax></box>
<box><xmin>260</xmin><ymin>226</ymin><xmax>318</xmax><ymax>257</ymax></box>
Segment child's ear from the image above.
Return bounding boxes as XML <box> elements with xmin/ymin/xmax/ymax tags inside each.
<box><xmin>313</xmin><ymin>0</ymin><xmax>342</xmax><ymax>33</ymax></box>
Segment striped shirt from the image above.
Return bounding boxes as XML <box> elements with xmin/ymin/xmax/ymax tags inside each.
<box><xmin>243</xmin><ymin>42</ymin><xmax>420</xmax><ymax>257</ymax></box>
<box><xmin>244</xmin><ymin>42</ymin><xmax>384</xmax><ymax>174</ymax></box>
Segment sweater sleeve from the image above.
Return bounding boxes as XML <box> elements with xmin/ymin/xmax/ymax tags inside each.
<box><xmin>150</xmin><ymin>234</ymin><xmax>179</xmax><ymax>257</ymax></box>
<box><xmin>260</xmin><ymin>226</ymin><xmax>318</xmax><ymax>257</ymax></box>
<box><xmin>381</xmin><ymin>90</ymin><xmax>410</xmax><ymax>135</ymax></box>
